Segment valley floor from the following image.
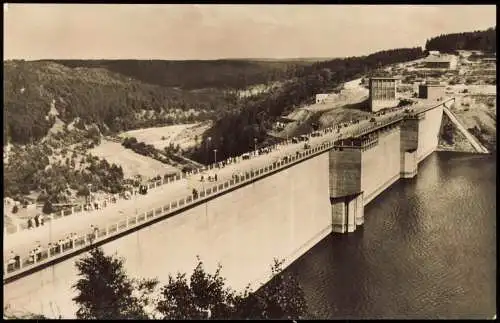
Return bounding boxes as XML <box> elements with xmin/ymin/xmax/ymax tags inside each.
<box><xmin>90</xmin><ymin>139</ymin><xmax>177</xmax><ymax>179</ymax></box>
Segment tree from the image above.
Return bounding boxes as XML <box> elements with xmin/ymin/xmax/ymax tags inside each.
<box><xmin>76</xmin><ymin>185</ymin><xmax>90</xmax><ymax>197</ymax></box>
<box><xmin>72</xmin><ymin>247</ymin><xmax>154</xmax><ymax>320</ymax></box>
<box><xmin>254</xmin><ymin>259</ymin><xmax>308</xmax><ymax>320</ymax></box>
<box><xmin>42</xmin><ymin>200</ymin><xmax>54</xmax><ymax>214</ymax></box>
<box><xmin>11</xmin><ymin>205</ymin><xmax>19</xmax><ymax>214</ymax></box>
<box><xmin>156</xmin><ymin>258</ymin><xmax>236</xmax><ymax>320</ymax></box>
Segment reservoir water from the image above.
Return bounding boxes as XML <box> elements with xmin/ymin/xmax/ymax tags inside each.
<box><xmin>287</xmin><ymin>152</ymin><xmax>496</xmax><ymax>319</ymax></box>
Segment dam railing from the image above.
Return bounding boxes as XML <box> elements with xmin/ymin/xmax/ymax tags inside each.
<box><xmin>4</xmin><ymin>102</ymin><xmax>447</xmax><ymax>279</ymax></box>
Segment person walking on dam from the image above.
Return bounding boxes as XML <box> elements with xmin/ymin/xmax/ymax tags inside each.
<box><xmin>34</xmin><ymin>214</ymin><xmax>40</xmax><ymax>227</ymax></box>
<box><xmin>29</xmin><ymin>249</ymin><xmax>36</xmax><ymax>263</ymax></box>
<box><xmin>7</xmin><ymin>251</ymin><xmax>16</xmax><ymax>271</ymax></box>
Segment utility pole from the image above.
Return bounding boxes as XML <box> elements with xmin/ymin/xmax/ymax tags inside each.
<box><xmin>206</xmin><ymin>137</ymin><xmax>212</xmax><ymax>165</ymax></box>
<box><xmin>213</xmin><ymin>149</ymin><xmax>217</xmax><ymax>165</ymax></box>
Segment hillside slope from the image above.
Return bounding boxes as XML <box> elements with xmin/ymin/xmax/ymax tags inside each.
<box><xmin>3</xmin><ymin>60</ymin><xmax>235</xmax><ymax>145</ymax></box>
<box><xmin>45</xmin><ymin>59</ymin><xmax>312</xmax><ymax>90</ymax></box>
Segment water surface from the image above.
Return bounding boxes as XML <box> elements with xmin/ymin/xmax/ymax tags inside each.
<box><xmin>288</xmin><ymin>152</ymin><xmax>496</xmax><ymax>319</ymax></box>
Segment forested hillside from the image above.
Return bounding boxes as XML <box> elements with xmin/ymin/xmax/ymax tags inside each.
<box><xmin>44</xmin><ymin>59</ymin><xmax>310</xmax><ymax>90</ymax></box>
<box><xmin>425</xmin><ymin>27</ymin><xmax>496</xmax><ymax>53</ymax></box>
<box><xmin>189</xmin><ymin>47</ymin><xmax>425</xmax><ymax>163</ymax></box>
<box><xmin>3</xmin><ymin>61</ymin><xmax>237</xmax><ymax>145</ymax></box>
<box><xmin>4</xmin><ymin>59</ymin><xmax>315</xmax><ymax>145</ymax></box>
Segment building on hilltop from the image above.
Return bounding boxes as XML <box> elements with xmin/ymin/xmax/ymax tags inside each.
<box><xmin>369</xmin><ymin>77</ymin><xmax>399</xmax><ymax>112</ymax></box>
<box><xmin>422</xmin><ymin>54</ymin><xmax>458</xmax><ymax>70</ymax></box>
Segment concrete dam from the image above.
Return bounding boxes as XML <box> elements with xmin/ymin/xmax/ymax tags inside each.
<box><xmin>3</xmin><ymin>98</ymin><xmax>453</xmax><ymax>318</ymax></box>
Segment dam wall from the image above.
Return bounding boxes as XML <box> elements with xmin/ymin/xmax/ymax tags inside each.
<box><xmin>416</xmin><ymin>105</ymin><xmax>444</xmax><ymax>163</ymax></box>
<box><xmin>361</xmin><ymin>125</ymin><xmax>401</xmax><ymax>205</ymax></box>
<box><xmin>4</xmin><ymin>101</ymin><xmax>450</xmax><ymax>319</ymax></box>
<box><xmin>4</xmin><ymin>152</ymin><xmax>332</xmax><ymax>319</ymax></box>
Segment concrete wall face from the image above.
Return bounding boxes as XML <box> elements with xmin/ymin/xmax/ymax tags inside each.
<box><xmin>346</xmin><ymin>197</ymin><xmax>356</xmax><ymax>233</ymax></box>
<box><xmin>4</xmin><ymin>153</ymin><xmax>333</xmax><ymax>318</ymax></box>
<box><xmin>401</xmin><ymin>151</ymin><xmax>418</xmax><ymax>178</ymax></box>
<box><xmin>355</xmin><ymin>193</ymin><xmax>364</xmax><ymax>226</ymax></box>
<box><xmin>416</xmin><ymin>105</ymin><xmax>444</xmax><ymax>162</ymax></box>
<box><xmin>330</xmin><ymin>192</ymin><xmax>364</xmax><ymax>233</ymax></box>
<box><xmin>361</xmin><ymin>127</ymin><xmax>401</xmax><ymax>205</ymax></box>
<box><xmin>328</xmin><ymin>148</ymin><xmax>362</xmax><ymax>198</ymax></box>
<box><xmin>331</xmin><ymin>198</ymin><xmax>347</xmax><ymax>233</ymax></box>
<box><xmin>400</xmin><ymin>119</ymin><xmax>419</xmax><ymax>151</ymax></box>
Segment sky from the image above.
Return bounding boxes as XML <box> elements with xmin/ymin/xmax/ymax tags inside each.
<box><xmin>3</xmin><ymin>4</ymin><xmax>496</xmax><ymax>60</ymax></box>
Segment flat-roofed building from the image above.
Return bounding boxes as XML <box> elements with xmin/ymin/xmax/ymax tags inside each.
<box><xmin>418</xmin><ymin>82</ymin><xmax>445</xmax><ymax>101</ymax></box>
<box><xmin>369</xmin><ymin>77</ymin><xmax>399</xmax><ymax>112</ymax></box>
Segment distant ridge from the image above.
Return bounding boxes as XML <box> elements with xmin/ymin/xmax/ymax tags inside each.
<box><xmin>227</xmin><ymin>57</ymin><xmax>337</xmax><ymax>62</ymax></box>
<box><xmin>39</xmin><ymin>59</ymin><xmax>310</xmax><ymax>90</ymax></box>
<box><xmin>426</xmin><ymin>26</ymin><xmax>496</xmax><ymax>53</ymax></box>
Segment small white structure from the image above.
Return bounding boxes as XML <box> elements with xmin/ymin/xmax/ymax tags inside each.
<box><xmin>428</xmin><ymin>50</ymin><xmax>440</xmax><ymax>56</ymax></box>
<box><xmin>315</xmin><ymin>94</ymin><xmax>330</xmax><ymax>104</ymax></box>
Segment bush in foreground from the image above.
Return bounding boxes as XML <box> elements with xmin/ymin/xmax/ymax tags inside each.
<box><xmin>71</xmin><ymin>247</ymin><xmax>309</xmax><ymax>320</ymax></box>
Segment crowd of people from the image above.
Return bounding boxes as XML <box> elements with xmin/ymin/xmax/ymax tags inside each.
<box><xmin>20</xmin><ymin>192</ymin><xmax>129</xmax><ymax>234</ymax></box>
<box><xmin>26</xmin><ymin>213</ymin><xmax>45</xmax><ymax>230</ymax></box>
<box><xmin>6</xmin><ymin>224</ymin><xmax>101</xmax><ymax>274</ymax></box>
